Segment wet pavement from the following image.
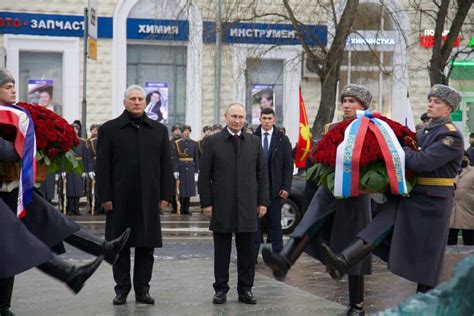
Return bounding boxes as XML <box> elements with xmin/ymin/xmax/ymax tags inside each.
<box><xmin>10</xmin><ymin>206</ymin><xmax>474</xmax><ymax>315</ymax></box>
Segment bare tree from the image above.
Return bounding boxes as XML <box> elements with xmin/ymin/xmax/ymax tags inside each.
<box><xmin>283</xmin><ymin>0</ymin><xmax>359</xmax><ymax>137</ymax></box>
<box><xmin>411</xmin><ymin>0</ymin><xmax>473</xmax><ymax>85</ymax></box>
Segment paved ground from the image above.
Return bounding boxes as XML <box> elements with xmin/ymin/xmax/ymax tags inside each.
<box><xmin>9</xmin><ymin>207</ymin><xmax>474</xmax><ymax>315</ymax></box>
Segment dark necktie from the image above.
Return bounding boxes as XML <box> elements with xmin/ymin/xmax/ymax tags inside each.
<box><xmin>231</xmin><ymin>134</ymin><xmax>241</xmax><ymax>153</ymax></box>
<box><xmin>263</xmin><ymin>132</ymin><xmax>269</xmax><ymax>159</ymax></box>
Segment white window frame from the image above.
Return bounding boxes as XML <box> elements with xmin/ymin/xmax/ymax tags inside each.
<box><xmin>4</xmin><ymin>34</ymin><xmax>80</xmax><ymax>122</ymax></box>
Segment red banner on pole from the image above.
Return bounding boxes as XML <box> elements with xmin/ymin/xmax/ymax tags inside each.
<box><xmin>294</xmin><ymin>87</ymin><xmax>312</xmax><ymax>168</ymax></box>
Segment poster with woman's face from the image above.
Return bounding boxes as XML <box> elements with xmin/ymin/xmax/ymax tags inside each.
<box><xmin>144</xmin><ymin>82</ymin><xmax>169</xmax><ymax>123</ymax></box>
<box><xmin>251</xmin><ymin>84</ymin><xmax>275</xmax><ymax>125</ymax></box>
<box><xmin>28</xmin><ymin>79</ymin><xmax>54</xmax><ymax>111</ymax></box>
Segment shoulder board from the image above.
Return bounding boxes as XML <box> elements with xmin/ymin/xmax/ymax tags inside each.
<box><xmin>175</xmin><ymin>139</ymin><xmax>182</xmax><ymax>144</ymax></box>
<box><xmin>445</xmin><ymin>123</ymin><xmax>456</xmax><ymax>132</ymax></box>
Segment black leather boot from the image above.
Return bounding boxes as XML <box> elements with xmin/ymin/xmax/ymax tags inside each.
<box><xmin>262</xmin><ymin>235</ymin><xmax>310</xmax><ymax>280</ymax></box>
<box><xmin>416</xmin><ymin>283</ymin><xmax>433</xmax><ymax>293</ymax></box>
<box><xmin>37</xmin><ymin>255</ymin><xmax>104</xmax><ymax>294</ymax></box>
<box><xmin>321</xmin><ymin>238</ymin><xmax>373</xmax><ymax>281</ymax></box>
<box><xmin>184</xmin><ymin>198</ymin><xmax>192</xmax><ymax>215</ymax></box>
<box><xmin>0</xmin><ymin>277</ymin><xmax>14</xmax><ymax>316</ymax></box>
<box><xmin>346</xmin><ymin>275</ymin><xmax>365</xmax><ymax>315</ymax></box>
<box><xmin>65</xmin><ymin>228</ymin><xmax>131</xmax><ymax>265</ymax></box>
<box><xmin>74</xmin><ymin>197</ymin><xmax>81</xmax><ymax>215</ymax></box>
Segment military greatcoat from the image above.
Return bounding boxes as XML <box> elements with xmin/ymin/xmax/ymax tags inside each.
<box><xmin>172</xmin><ymin>137</ymin><xmax>199</xmax><ymax>197</ymax></box>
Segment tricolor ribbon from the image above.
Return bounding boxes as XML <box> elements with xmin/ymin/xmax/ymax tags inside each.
<box><xmin>334</xmin><ymin>110</ymin><xmax>407</xmax><ymax>198</ymax></box>
<box><xmin>0</xmin><ymin>104</ymin><xmax>36</xmax><ymax>218</ymax></box>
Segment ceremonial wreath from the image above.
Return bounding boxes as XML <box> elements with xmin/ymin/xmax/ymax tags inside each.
<box><xmin>307</xmin><ymin>111</ymin><xmax>417</xmax><ymax>198</ymax></box>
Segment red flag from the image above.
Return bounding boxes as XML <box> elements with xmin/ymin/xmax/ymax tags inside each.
<box><xmin>294</xmin><ymin>87</ymin><xmax>312</xmax><ymax>168</ymax></box>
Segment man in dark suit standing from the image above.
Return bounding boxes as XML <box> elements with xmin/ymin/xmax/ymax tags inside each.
<box><xmin>96</xmin><ymin>85</ymin><xmax>173</xmax><ymax>305</ymax></box>
<box><xmin>254</xmin><ymin>107</ymin><xmax>293</xmax><ymax>258</ymax></box>
<box><xmin>198</xmin><ymin>103</ymin><xmax>269</xmax><ymax>305</ymax></box>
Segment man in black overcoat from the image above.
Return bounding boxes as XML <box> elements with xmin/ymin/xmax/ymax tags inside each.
<box><xmin>198</xmin><ymin>103</ymin><xmax>269</xmax><ymax>305</ymax></box>
<box><xmin>96</xmin><ymin>85</ymin><xmax>173</xmax><ymax>305</ymax></box>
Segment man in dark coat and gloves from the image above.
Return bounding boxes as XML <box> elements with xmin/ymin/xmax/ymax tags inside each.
<box><xmin>96</xmin><ymin>85</ymin><xmax>173</xmax><ymax>305</ymax></box>
<box><xmin>198</xmin><ymin>103</ymin><xmax>269</xmax><ymax>305</ymax></box>
<box><xmin>172</xmin><ymin>124</ymin><xmax>198</xmax><ymax>215</ymax></box>
<box><xmin>262</xmin><ymin>84</ymin><xmax>373</xmax><ymax>315</ymax></box>
<box><xmin>0</xmin><ymin>68</ymin><xmax>130</xmax><ymax>316</ymax></box>
<box><xmin>322</xmin><ymin>84</ymin><xmax>464</xmax><ymax>295</ymax></box>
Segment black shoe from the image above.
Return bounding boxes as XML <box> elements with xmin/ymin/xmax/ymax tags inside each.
<box><xmin>136</xmin><ymin>293</ymin><xmax>155</xmax><ymax>304</ymax></box>
<box><xmin>320</xmin><ymin>243</ymin><xmax>348</xmax><ymax>281</ymax></box>
<box><xmin>262</xmin><ymin>246</ymin><xmax>290</xmax><ymax>280</ymax></box>
<box><xmin>238</xmin><ymin>291</ymin><xmax>256</xmax><ymax>304</ymax></box>
<box><xmin>0</xmin><ymin>309</ymin><xmax>15</xmax><ymax>316</ymax></box>
<box><xmin>346</xmin><ymin>305</ymin><xmax>365</xmax><ymax>315</ymax></box>
<box><xmin>103</xmin><ymin>228</ymin><xmax>131</xmax><ymax>265</ymax></box>
<box><xmin>183</xmin><ymin>212</ymin><xmax>192</xmax><ymax>216</ymax></box>
<box><xmin>212</xmin><ymin>291</ymin><xmax>227</xmax><ymax>304</ymax></box>
<box><xmin>113</xmin><ymin>293</ymin><xmax>127</xmax><ymax>305</ymax></box>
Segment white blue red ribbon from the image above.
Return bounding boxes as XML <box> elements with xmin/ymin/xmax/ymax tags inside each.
<box><xmin>334</xmin><ymin>110</ymin><xmax>407</xmax><ymax>197</ymax></box>
<box><xmin>0</xmin><ymin>104</ymin><xmax>36</xmax><ymax>218</ymax></box>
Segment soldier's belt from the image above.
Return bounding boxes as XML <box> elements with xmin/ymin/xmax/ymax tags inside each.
<box><xmin>416</xmin><ymin>177</ymin><xmax>454</xmax><ymax>187</ymax></box>
<box><xmin>179</xmin><ymin>158</ymin><xmax>194</xmax><ymax>162</ymax></box>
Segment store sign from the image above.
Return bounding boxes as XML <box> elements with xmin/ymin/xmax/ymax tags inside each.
<box><xmin>345</xmin><ymin>31</ymin><xmax>397</xmax><ymax>51</ymax></box>
<box><xmin>203</xmin><ymin>22</ymin><xmax>327</xmax><ymax>46</ymax></box>
<box><xmin>419</xmin><ymin>29</ymin><xmax>460</xmax><ymax>48</ymax></box>
<box><xmin>452</xmin><ymin>60</ymin><xmax>474</xmax><ymax>67</ymax></box>
<box><xmin>469</xmin><ymin>36</ymin><xmax>474</xmax><ymax>47</ymax></box>
<box><xmin>127</xmin><ymin>18</ymin><xmax>188</xmax><ymax>41</ymax></box>
<box><xmin>0</xmin><ymin>12</ymin><xmax>189</xmax><ymax>41</ymax></box>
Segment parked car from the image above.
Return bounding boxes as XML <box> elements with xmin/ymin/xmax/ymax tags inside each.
<box><xmin>280</xmin><ymin>175</ymin><xmax>316</xmax><ymax>234</ymax></box>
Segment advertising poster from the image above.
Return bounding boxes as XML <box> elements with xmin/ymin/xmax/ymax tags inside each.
<box><xmin>144</xmin><ymin>81</ymin><xmax>169</xmax><ymax>123</ymax></box>
<box><xmin>28</xmin><ymin>79</ymin><xmax>57</xmax><ymax>113</ymax></box>
<box><xmin>251</xmin><ymin>84</ymin><xmax>274</xmax><ymax>125</ymax></box>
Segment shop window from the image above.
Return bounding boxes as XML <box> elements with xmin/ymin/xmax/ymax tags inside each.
<box><xmin>127</xmin><ymin>44</ymin><xmax>187</xmax><ymax>126</ymax></box>
<box><xmin>19</xmin><ymin>52</ymin><xmax>63</xmax><ymax>116</ymax></box>
<box><xmin>245</xmin><ymin>59</ymin><xmax>284</xmax><ymax>127</ymax></box>
<box><xmin>340</xmin><ymin>2</ymin><xmax>396</xmax><ymax>116</ymax></box>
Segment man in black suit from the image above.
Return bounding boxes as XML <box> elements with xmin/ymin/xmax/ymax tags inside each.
<box><xmin>254</xmin><ymin>107</ymin><xmax>293</xmax><ymax>259</ymax></box>
<box><xmin>198</xmin><ymin>103</ymin><xmax>269</xmax><ymax>305</ymax></box>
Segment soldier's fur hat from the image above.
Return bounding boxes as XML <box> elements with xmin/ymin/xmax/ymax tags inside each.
<box><xmin>0</xmin><ymin>68</ymin><xmax>15</xmax><ymax>86</ymax></box>
<box><xmin>181</xmin><ymin>125</ymin><xmax>192</xmax><ymax>132</ymax></box>
<box><xmin>340</xmin><ymin>84</ymin><xmax>372</xmax><ymax>109</ymax></box>
<box><xmin>428</xmin><ymin>84</ymin><xmax>461</xmax><ymax>112</ymax></box>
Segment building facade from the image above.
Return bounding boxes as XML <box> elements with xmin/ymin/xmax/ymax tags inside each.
<box><xmin>0</xmin><ymin>0</ymin><xmax>473</xmax><ymax>143</ymax></box>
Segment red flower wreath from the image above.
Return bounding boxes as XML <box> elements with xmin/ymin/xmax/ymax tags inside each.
<box><xmin>0</xmin><ymin>103</ymin><xmax>82</xmax><ymax>174</ymax></box>
<box><xmin>307</xmin><ymin>114</ymin><xmax>417</xmax><ymax>194</ymax></box>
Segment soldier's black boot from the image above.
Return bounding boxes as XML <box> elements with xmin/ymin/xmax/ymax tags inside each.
<box><xmin>74</xmin><ymin>197</ymin><xmax>81</xmax><ymax>215</ymax></box>
<box><xmin>65</xmin><ymin>228</ymin><xmax>131</xmax><ymax>265</ymax></box>
<box><xmin>262</xmin><ymin>235</ymin><xmax>310</xmax><ymax>280</ymax></box>
<box><xmin>321</xmin><ymin>238</ymin><xmax>373</xmax><ymax>281</ymax></box>
<box><xmin>37</xmin><ymin>255</ymin><xmax>104</xmax><ymax>294</ymax></box>
<box><xmin>416</xmin><ymin>283</ymin><xmax>433</xmax><ymax>293</ymax></box>
<box><xmin>346</xmin><ymin>275</ymin><xmax>365</xmax><ymax>315</ymax></box>
<box><xmin>184</xmin><ymin>198</ymin><xmax>192</xmax><ymax>215</ymax></box>
<box><xmin>0</xmin><ymin>277</ymin><xmax>14</xmax><ymax>316</ymax></box>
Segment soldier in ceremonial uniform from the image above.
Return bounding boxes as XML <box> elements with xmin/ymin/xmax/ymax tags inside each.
<box><xmin>322</xmin><ymin>84</ymin><xmax>464</xmax><ymax>294</ymax></box>
<box><xmin>86</xmin><ymin>124</ymin><xmax>100</xmax><ymax>214</ymax></box>
<box><xmin>263</xmin><ymin>84</ymin><xmax>373</xmax><ymax>315</ymax></box>
<box><xmin>65</xmin><ymin>122</ymin><xmax>91</xmax><ymax>216</ymax></box>
<box><xmin>169</xmin><ymin>125</ymin><xmax>181</xmax><ymax>214</ymax></box>
<box><xmin>172</xmin><ymin>125</ymin><xmax>198</xmax><ymax>215</ymax></box>
<box><xmin>198</xmin><ymin>125</ymin><xmax>212</xmax><ymax>158</ymax></box>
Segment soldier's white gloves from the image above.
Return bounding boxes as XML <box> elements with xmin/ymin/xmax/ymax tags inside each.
<box><xmin>173</xmin><ymin>172</ymin><xmax>179</xmax><ymax>179</ymax></box>
<box><xmin>55</xmin><ymin>174</ymin><xmax>60</xmax><ymax>181</ymax></box>
<box><xmin>89</xmin><ymin>171</ymin><xmax>95</xmax><ymax>178</ymax></box>
<box><xmin>82</xmin><ymin>172</ymin><xmax>87</xmax><ymax>178</ymax></box>
<box><xmin>194</xmin><ymin>173</ymin><xmax>199</xmax><ymax>182</ymax></box>
<box><xmin>61</xmin><ymin>172</ymin><xmax>66</xmax><ymax>178</ymax></box>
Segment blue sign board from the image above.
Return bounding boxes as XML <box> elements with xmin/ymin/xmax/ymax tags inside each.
<box><xmin>126</xmin><ymin>18</ymin><xmax>188</xmax><ymax>41</ymax></box>
<box><xmin>203</xmin><ymin>21</ymin><xmax>327</xmax><ymax>46</ymax></box>
<box><xmin>0</xmin><ymin>12</ymin><xmax>188</xmax><ymax>41</ymax></box>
